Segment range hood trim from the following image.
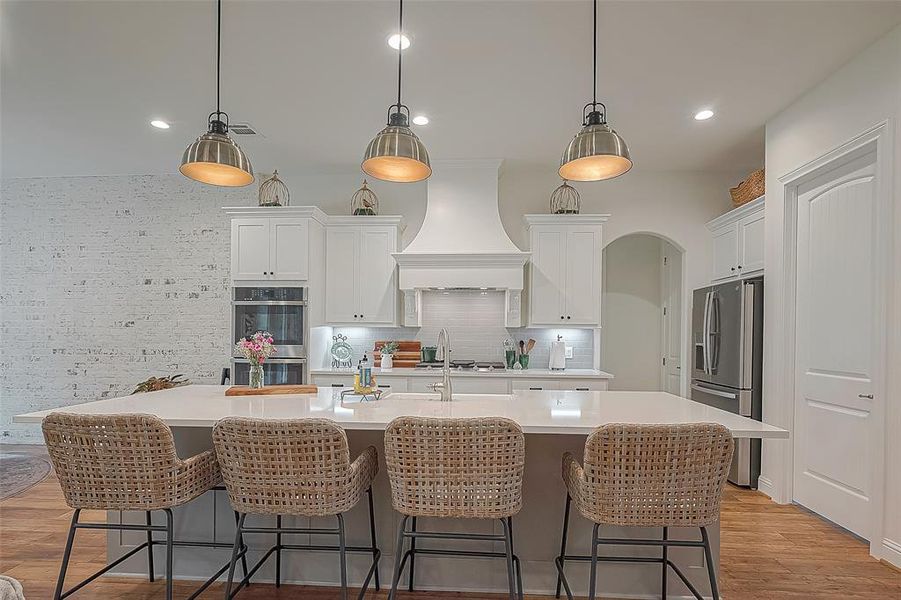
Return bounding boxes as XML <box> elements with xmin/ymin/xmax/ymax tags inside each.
<box><xmin>392</xmin><ymin>251</ymin><xmax>530</xmax><ymax>268</ymax></box>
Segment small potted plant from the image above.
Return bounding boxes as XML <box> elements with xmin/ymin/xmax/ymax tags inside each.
<box><xmin>380</xmin><ymin>341</ymin><xmax>398</xmax><ymax>370</ymax></box>
<box><xmin>234</xmin><ymin>331</ymin><xmax>276</xmax><ymax>388</ymax></box>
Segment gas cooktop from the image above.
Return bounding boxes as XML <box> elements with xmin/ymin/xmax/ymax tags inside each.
<box><xmin>414</xmin><ymin>360</ymin><xmax>506</xmax><ymax>372</ymax></box>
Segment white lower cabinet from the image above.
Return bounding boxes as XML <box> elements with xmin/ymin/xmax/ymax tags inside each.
<box><xmin>311</xmin><ymin>373</ymin><xmax>608</xmax><ymax>393</ymax></box>
<box><xmin>707</xmin><ymin>196</ymin><xmax>765</xmax><ymax>282</ymax></box>
<box><xmin>512</xmin><ymin>379</ymin><xmax>608</xmax><ymax>391</ymax></box>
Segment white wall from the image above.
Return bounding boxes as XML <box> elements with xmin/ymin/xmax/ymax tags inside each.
<box><xmin>762</xmin><ymin>24</ymin><xmax>901</xmax><ymax>565</ymax></box>
<box><xmin>601</xmin><ymin>235</ymin><xmax>663</xmax><ymax>391</ymax></box>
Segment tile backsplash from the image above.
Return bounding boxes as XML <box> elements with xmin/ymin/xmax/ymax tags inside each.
<box><xmin>330</xmin><ymin>290</ymin><xmax>595</xmax><ymax>369</ymax></box>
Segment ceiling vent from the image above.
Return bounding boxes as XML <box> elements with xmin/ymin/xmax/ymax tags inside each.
<box><xmin>229</xmin><ymin>123</ymin><xmax>258</xmax><ymax>135</ymax></box>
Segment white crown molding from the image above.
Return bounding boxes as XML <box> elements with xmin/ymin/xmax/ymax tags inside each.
<box><xmin>326</xmin><ymin>215</ymin><xmax>406</xmax><ymax>230</ymax></box>
<box><xmin>524</xmin><ymin>214</ymin><xmax>610</xmax><ymax>226</ymax></box>
<box><xmin>223</xmin><ymin>205</ymin><xmax>329</xmax><ymax>225</ymax></box>
<box><xmin>705</xmin><ymin>195</ymin><xmax>764</xmax><ymax>230</ymax></box>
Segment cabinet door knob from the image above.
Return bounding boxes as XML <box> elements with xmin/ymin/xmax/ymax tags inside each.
<box><xmin>737</xmin><ymin>265</ymin><xmax>742</xmax><ymax>269</ymax></box>
<box><xmin>360</xmin><ymin>314</ymin><xmax>364</xmax><ymax>319</ymax></box>
<box><xmin>353</xmin><ymin>314</ymin><xmax>358</xmax><ymax>319</ymax></box>
<box><xmin>731</xmin><ymin>267</ymin><xmax>736</xmax><ymax>272</ymax></box>
<box><xmin>561</xmin><ymin>315</ymin><xmax>565</xmax><ymax>320</ymax></box>
<box><xmin>567</xmin><ymin>316</ymin><xmax>571</xmax><ymax>320</ymax></box>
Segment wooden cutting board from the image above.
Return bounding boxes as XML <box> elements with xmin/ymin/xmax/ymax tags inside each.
<box><xmin>225</xmin><ymin>384</ymin><xmax>318</xmax><ymax>396</ymax></box>
<box><xmin>374</xmin><ymin>340</ymin><xmax>421</xmax><ymax>368</ymax></box>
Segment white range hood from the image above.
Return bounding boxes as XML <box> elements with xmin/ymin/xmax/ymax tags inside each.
<box><xmin>393</xmin><ymin>159</ymin><xmax>529</xmax><ymax>291</ymax></box>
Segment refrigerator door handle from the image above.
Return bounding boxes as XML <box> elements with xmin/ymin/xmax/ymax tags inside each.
<box><xmin>709</xmin><ymin>291</ymin><xmax>720</xmax><ymax>374</ymax></box>
<box><xmin>691</xmin><ymin>383</ymin><xmax>738</xmax><ymax>400</ymax></box>
<box><xmin>702</xmin><ymin>291</ymin><xmax>712</xmax><ymax>375</ymax></box>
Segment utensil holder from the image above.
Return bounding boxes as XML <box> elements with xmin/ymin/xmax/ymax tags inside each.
<box><xmin>505</xmin><ymin>350</ymin><xmax>516</xmax><ymax>369</ymax></box>
<box><xmin>519</xmin><ymin>354</ymin><xmax>530</xmax><ymax>369</ymax></box>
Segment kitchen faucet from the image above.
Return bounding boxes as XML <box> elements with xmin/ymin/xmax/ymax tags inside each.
<box><xmin>427</xmin><ymin>328</ymin><xmax>453</xmax><ymax>401</ymax></box>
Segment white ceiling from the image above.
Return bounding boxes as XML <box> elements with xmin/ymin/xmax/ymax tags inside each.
<box><xmin>2</xmin><ymin>0</ymin><xmax>899</xmax><ymax>180</ymax></box>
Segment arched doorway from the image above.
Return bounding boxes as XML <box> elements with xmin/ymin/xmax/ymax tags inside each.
<box><xmin>602</xmin><ymin>233</ymin><xmax>684</xmax><ymax>393</ymax></box>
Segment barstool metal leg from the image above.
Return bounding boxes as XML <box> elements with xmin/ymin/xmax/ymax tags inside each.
<box><xmin>367</xmin><ymin>487</ymin><xmax>380</xmax><ymax>590</ymax></box>
<box><xmin>700</xmin><ymin>527</ymin><xmax>720</xmax><ymax>600</ymax></box>
<box><xmin>506</xmin><ymin>516</ymin><xmax>524</xmax><ymax>600</ymax></box>
<box><xmin>233</xmin><ymin>511</ymin><xmax>250</xmax><ymax>586</ymax></box>
<box><xmin>275</xmin><ymin>515</ymin><xmax>282</xmax><ymax>588</ymax></box>
<box><xmin>224</xmin><ymin>513</ymin><xmax>246</xmax><ymax>600</ymax></box>
<box><xmin>407</xmin><ymin>516</ymin><xmax>417</xmax><ymax>591</ymax></box>
<box><xmin>661</xmin><ymin>526</ymin><xmax>668</xmax><ymax>599</ymax></box>
<box><xmin>555</xmin><ymin>494</ymin><xmax>571</xmax><ymax>599</ymax></box>
<box><xmin>500</xmin><ymin>517</ymin><xmax>517</xmax><ymax>600</ymax></box>
<box><xmin>164</xmin><ymin>508</ymin><xmax>174</xmax><ymax>600</ymax></box>
<box><xmin>387</xmin><ymin>515</ymin><xmax>409</xmax><ymax>600</ymax></box>
<box><xmin>587</xmin><ymin>522</ymin><xmax>600</xmax><ymax>600</ymax></box>
<box><xmin>53</xmin><ymin>509</ymin><xmax>80</xmax><ymax>600</ymax></box>
<box><xmin>145</xmin><ymin>511</ymin><xmax>155</xmax><ymax>582</ymax></box>
<box><xmin>337</xmin><ymin>514</ymin><xmax>348</xmax><ymax>600</ymax></box>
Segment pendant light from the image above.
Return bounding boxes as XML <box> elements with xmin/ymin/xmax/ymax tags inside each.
<box><xmin>180</xmin><ymin>0</ymin><xmax>254</xmax><ymax>187</ymax></box>
<box><xmin>559</xmin><ymin>0</ymin><xmax>631</xmax><ymax>182</ymax></box>
<box><xmin>362</xmin><ymin>0</ymin><xmax>431</xmax><ymax>183</ymax></box>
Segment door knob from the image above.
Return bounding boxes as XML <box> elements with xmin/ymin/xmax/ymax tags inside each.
<box><xmin>858</xmin><ymin>393</ymin><xmax>874</xmax><ymax>399</ymax></box>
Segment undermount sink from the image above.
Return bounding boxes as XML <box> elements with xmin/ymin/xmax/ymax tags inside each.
<box><xmin>379</xmin><ymin>392</ymin><xmax>514</xmax><ymax>402</ymax></box>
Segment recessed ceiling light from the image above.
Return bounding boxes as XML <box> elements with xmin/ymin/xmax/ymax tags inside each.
<box><xmin>150</xmin><ymin>119</ymin><xmax>170</xmax><ymax>129</ymax></box>
<box><xmin>412</xmin><ymin>115</ymin><xmax>429</xmax><ymax>126</ymax></box>
<box><xmin>694</xmin><ymin>109</ymin><xmax>715</xmax><ymax>121</ymax></box>
<box><xmin>387</xmin><ymin>33</ymin><xmax>411</xmax><ymax>50</ymax></box>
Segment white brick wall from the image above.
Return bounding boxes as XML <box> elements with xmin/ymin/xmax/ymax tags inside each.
<box><xmin>0</xmin><ymin>175</ymin><xmax>254</xmax><ymax>442</ymax></box>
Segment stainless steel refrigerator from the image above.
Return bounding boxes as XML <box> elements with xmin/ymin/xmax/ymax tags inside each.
<box><xmin>691</xmin><ymin>277</ymin><xmax>763</xmax><ymax>488</ymax></box>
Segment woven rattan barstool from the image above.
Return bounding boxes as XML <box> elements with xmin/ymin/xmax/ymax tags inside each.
<box><xmin>384</xmin><ymin>416</ymin><xmax>526</xmax><ymax>600</ymax></box>
<box><xmin>554</xmin><ymin>423</ymin><xmax>734</xmax><ymax>600</ymax></box>
<box><xmin>42</xmin><ymin>412</ymin><xmax>248</xmax><ymax>600</ymax></box>
<box><xmin>212</xmin><ymin>417</ymin><xmax>381</xmax><ymax>600</ymax></box>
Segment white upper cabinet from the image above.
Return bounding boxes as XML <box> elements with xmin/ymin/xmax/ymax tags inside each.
<box><xmin>228</xmin><ymin>208</ymin><xmax>325</xmax><ymax>282</ymax></box>
<box><xmin>325</xmin><ymin>217</ymin><xmax>404</xmax><ymax>326</ymax></box>
<box><xmin>524</xmin><ymin>215</ymin><xmax>607</xmax><ymax>327</ymax></box>
<box><xmin>706</xmin><ymin>196</ymin><xmax>765</xmax><ymax>282</ymax></box>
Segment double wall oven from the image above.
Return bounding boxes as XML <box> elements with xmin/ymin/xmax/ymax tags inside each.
<box><xmin>232</xmin><ymin>287</ymin><xmax>306</xmax><ymax>385</ymax></box>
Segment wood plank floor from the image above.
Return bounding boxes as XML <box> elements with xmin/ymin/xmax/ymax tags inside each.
<box><xmin>1</xmin><ymin>452</ymin><xmax>898</xmax><ymax>599</ymax></box>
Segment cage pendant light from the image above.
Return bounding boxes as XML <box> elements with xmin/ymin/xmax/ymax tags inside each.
<box><xmin>559</xmin><ymin>0</ymin><xmax>631</xmax><ymax>182</ymax></box>
<box><xmin>180</xmin><ymin>0</ymin><xmax>254</xmax><ymax>187</ymax></box>
<box><xmin>362</xmin><ymin>0</ymin><xmax>431</xmax><ymax>183</ymax></box>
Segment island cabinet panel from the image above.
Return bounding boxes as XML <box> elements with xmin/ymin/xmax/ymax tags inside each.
<box><xmin>707</xmin><ymin>196</ymin><xmax>765</xmax><ymax>282</ymax></box>
<box><xmin>325</xmin><ymin>221</ymin><xmax>401</xmax><ymax>326</ymax></box>
<box><xmin>524</xmin><ymin>215</ymin><xmax>606</xmax><ymax>327</ymax></box>
<box><xmin>231</xmin><ymin>216</ymin><xmax>310</xmax><ymax>282</ymax></box>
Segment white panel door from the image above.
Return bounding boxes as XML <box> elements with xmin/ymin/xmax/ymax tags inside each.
<box><xmin>530</xmin><ymin>229</ymin><xmax>565</xmax><ymax>325</ymax></box>
<box><xmin>661</xmin><ymin>244</ymin><xmax>683</xmax><ymax>395</ymax></box>
<box><xmin>711</xmin><ymin>225</ymin><xmax>739</xmax><ymax>281</ymax></box>
<box><xmin>231</xmin><ymin>218</ymin><xmax>270</xmax><ymax>280</ymax></box>
<box><xmin>358</xmin><ymin>227</ymin><xmax>396</xmax><ymax>325</ymax></box>
<box><xmin>325</xmin><ymin>227</ymin><xmax>360</xmax><ymax>323</ymax></box>
<box><xmin>270</xmin><ymin>218</ymin><xmax>309</xmax><ymax>280</ymax></box>
<box><xmin>793</xmin><ymin>150</ymin><xmax>879</xmax><ymax>539</ymax></box>
<box><xmin>564</xmin><ymin>228</ymin><xmax>600</xmax><ymax>325</ymax></box>
<box><xmin>738</xmin><ymin>211</ymin><xmax>765</xmax><ymax>274</ymax></box>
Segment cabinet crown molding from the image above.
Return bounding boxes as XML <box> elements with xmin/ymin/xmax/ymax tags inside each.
<box><xmin>706</xmin><ymin>196</ymin><xmax>764</xmax><ymax>231</ymax></box>
<box><xmin>326</xmin><ymin>215</ymin><xmax>406</xmax><ymax>230</ymax></box>
<box><xmin>524</xmin><ymin>214</ymin><xmax>610</xmax><ymax>226</ymax></box>
<box><xmin>224</xmin><ymin>205</ymin><xmax>329</xmax><ymax>225</ymax></box>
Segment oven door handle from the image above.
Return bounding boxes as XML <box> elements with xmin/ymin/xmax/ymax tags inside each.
<box><xmin>232</xmin><ymin>300</ymin><xmax>307</xmax><ymax>306</ymax></box>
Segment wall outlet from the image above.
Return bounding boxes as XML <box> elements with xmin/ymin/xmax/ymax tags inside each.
<box><xmin>565</xmin><ymin>346</ymin><xmax>573</xmax><ymax>359</ymax></box>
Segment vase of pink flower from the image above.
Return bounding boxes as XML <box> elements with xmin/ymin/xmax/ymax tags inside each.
<box><xmin>234</xmin><ymin>331</ymin><xmax>276</xmax><ymax>389</ymax></box>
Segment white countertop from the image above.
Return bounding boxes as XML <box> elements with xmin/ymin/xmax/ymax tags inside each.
<box><xmin>311</xmin><ymin>367</ymin><xmax>614</xmax><ymax>379</ymax></box>
<box><xmin>15</xmin><ymin>385</ymin><xmax>787</xmax><ymax>438</ymax></box>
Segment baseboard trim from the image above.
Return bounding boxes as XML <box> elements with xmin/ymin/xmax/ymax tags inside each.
<box><xmin>756</xmin><ymin>475</ymin><xmax>778</xmax><ymax>501</ymax></box>
<box><xmin>880</xmin><ymin>538</ymin><xmax>901</xmax><ymax>569</ymax></box>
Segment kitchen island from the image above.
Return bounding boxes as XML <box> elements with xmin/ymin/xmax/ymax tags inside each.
<box><xmin>16</xmin><ymin>386</ymin><xmax>787</xmax><ymax>597</ymax></box>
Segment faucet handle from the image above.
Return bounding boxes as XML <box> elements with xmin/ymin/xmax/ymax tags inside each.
<box><xmin>427</xmin><ymin>382</ymin><xmax>444</xmax><ymax>392</ymax></box>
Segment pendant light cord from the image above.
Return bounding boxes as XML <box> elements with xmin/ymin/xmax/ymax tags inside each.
<box><xmin>592</xmin><ymin>0</ymin><xmax>597</xmax><ymax>107</ymax></box>
<box><xmin>217</xmin><ymin>0</ymin><xmax>222</xmax><ymax>115</ymax></box>
<box><xmin>396</xmin><ymin>0</ymin><xmax>403</xmax><ymax>108</ymax></box>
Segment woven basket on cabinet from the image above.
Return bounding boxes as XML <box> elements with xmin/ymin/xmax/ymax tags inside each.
<box><xmin>729</xmin><ymin>168</ymin><xmax>765</xmax><ymax>208</ymax></box>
